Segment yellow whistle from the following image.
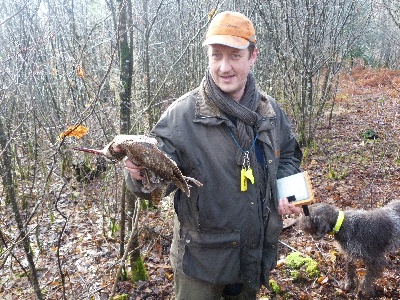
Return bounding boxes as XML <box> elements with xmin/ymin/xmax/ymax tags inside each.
<box><xmin>241</xmin><ymin>169</ymin><xmax>247</xmax><ymax>191</ymax></box>
<box><xmin>245</xmin><ymin>168</ymin><xmax>255</xmax><ymax>184</ymax></box>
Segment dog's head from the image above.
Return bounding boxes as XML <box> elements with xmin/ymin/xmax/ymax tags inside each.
<box><xmin>298</xmin><ymin>203</ymin><xmax>340</xmax><ymax>240</ymax></box>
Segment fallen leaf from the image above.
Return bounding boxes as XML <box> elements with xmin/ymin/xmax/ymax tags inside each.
<box><xmin>318</xmin><ymin>276</ymin><xmax>329</xmax><ymax>284</ymax></box>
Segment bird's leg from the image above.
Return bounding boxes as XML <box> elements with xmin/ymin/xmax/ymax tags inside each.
<box><xmin>183</xmin><ymin>176</ymin><xmax>203</xmax><ymax>187</ymax></box>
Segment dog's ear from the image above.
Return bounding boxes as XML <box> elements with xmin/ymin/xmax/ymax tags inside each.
<box><xmin>312</xmin><ymin>216</ymin><xmax>331</xmax><ymax>239</ymax></box>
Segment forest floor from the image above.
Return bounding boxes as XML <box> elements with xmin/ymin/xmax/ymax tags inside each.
<box><xmin>1</xmin><ymin>66</ymin><xmax>399</xmax><ymax>299</ymax></box>
<box><xmin>261</xmin><ymin>66</ymin><xmax>400</xmax><ymax>299</ymax></box>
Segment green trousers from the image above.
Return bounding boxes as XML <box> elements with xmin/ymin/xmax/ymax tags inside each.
<box><xmin>174</xmin><ymin>271</ymin><xmax>258</xmax><ymax>300</ymax></box>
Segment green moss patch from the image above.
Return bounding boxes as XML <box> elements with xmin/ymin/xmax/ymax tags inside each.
<box><xmin>285</xmin><ymin>252</ymin><xmax>320</xmax><ymax>279</ymax></box>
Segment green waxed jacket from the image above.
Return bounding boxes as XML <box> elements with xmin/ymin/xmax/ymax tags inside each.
<box><xmin>125</xmin><ymin>87</ymin><xmax>302</xmax><ymax>289</ymax></box>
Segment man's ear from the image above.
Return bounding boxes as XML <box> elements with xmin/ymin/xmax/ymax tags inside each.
<box><xmin>251</xmin><ymin>47</ymin><xmax>258</xmax><ymax>62</ymax></box>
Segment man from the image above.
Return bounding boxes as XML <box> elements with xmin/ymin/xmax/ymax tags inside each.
<box><xmin>122</xmin><ymin>11</ymin><xmax>302</xmax><ymax>300</ymax></box>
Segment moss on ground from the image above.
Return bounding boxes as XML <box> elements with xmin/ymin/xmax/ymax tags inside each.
<box><xmin>285</xmin><ymin>251</ymin><xmax>320</xmax><ymax>279</ymax></box>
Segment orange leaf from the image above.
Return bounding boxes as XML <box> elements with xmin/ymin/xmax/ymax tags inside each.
<box><xmin>76</xmin><ymin>64</ymin><xmax>85</xmax><ymax>78</ymax></box>
<box><xmin>59</xmin><ymin>124</ymin><xmax>88</xmax><ymax>141</ymax></box>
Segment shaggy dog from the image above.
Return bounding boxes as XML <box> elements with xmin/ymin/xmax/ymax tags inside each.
<box><xmin>298</xmin><ymin>200</ymin><xmax>400</xmax><ymax>297</ymax></box>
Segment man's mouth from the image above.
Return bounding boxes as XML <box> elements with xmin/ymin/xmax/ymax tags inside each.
<box><xmin>220</xmin><ymin>74</ymin><xmax>234</xmax><ymax>82</ymax></box>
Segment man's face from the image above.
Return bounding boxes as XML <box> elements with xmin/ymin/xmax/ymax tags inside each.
<box><xmin>208</xmin><ymin>44</ymin><xmax>258</xmax><ymax>102</ymax></box>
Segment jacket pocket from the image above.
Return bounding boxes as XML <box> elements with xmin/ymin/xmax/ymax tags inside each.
<box><xmin>182</xmin><ymin>229</ymin><xmax>240</xmax><ymax>284</ymax></box>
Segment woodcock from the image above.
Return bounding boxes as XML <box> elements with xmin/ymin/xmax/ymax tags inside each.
<box><xmin>73</xmin><ymin>135</ymin><xmax>202</xmax><ymax>205</ymax></box>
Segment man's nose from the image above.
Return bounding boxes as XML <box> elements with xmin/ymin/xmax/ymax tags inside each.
<box><xmin>219</xmin><ymin>57</ymin><xmax>232</xmax><ymax>72</ymax></box>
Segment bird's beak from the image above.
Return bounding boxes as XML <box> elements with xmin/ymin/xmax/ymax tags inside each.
<box><xmin>72</xmin><ymin>147</ymin><xmax>117</xmax><ymax>163</ymax></box>
<box><xmin>72</xmin><ymin>147</ymin><xmax>103</xmax><ymax>155</ymax></box>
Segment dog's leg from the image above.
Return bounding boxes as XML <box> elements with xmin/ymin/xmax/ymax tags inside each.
<box><xmin>357</xmin><ymin>256</ymin><xmax>386</xmax><ymax>298</ymax></box>
<box><xmin>340</xmin><ymin>256</ymin><xmax>358</xmax><ymax>292</ymax></box>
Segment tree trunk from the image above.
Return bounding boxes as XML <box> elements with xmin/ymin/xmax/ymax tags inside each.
<box><xmin>117</xmin><ymin>0</ymin><xmax>146</xmax><ymax>284</ymax></box>
<box><xmin>0</xmin><ymin>119</ymin><xmax>43</xmax><ymax>300</ymax></box>
<box><xmin>118</xmin><ymin>0</ymin><xmax>132</xmax><ymax>135</ymax></box>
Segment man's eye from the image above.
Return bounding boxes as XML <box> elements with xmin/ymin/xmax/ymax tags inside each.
<box><xmin>232</xmin><ymin>54</ymin><xmax>241</xmax><ymax>59</ymax></box>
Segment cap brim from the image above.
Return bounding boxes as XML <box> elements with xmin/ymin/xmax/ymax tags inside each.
<box><xmin>202</xmin><ymin>35</ymin><xmax>250</xmax><ymax>49</ymax></box>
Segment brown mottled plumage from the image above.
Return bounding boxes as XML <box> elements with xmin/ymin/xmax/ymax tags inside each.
<box><xmin>73</xmin><ymin>135</ymin><xmax>202</xmax><ymax>204</ymax></box>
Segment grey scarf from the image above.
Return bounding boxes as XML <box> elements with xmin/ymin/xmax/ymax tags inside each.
<box><xmin>204</xmin><ymin>70</ymin><xmax>259</xmax><ymax>123</ymax></box>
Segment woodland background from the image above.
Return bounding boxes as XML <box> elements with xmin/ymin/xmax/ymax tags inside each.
<box><xmin>0</xmin><ymin>0</ymin><xmax>399</xmax><ymax>299</ymax></box>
